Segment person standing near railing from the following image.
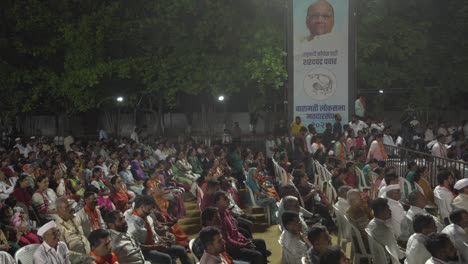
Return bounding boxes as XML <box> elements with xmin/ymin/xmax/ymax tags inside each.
<box><xmin>431</xmin><ymin>134</ymin><xmax>448</xmax><ymax>158</ymax></box>
<box><xmin>366</xmin><ymin>133</ymin><xmax>388</xmax><ymax>163</ymax></box>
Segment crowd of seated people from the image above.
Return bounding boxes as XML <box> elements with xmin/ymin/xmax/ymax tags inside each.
<box><xmin>0</xmin><ymin>114</ymin><xmax>468</xmax><ymax>264</ymax></box>
<box><xmin>267</xmin><ymin>116</ymin><xmax>468</xmax><ymax>264</ymax></box>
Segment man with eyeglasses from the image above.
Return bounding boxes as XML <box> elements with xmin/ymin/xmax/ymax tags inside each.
<box><xmin>306</xmin><ymin>0</ymin><xmax>335</xmax><ymax>41</ymax></box>
<box><xmin>33</xmin><ymin>221</ymin><xmax>71</xmax><ymax>264</ymax></box>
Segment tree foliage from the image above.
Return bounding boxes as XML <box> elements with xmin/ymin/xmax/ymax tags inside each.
<box><xmin>0</xmin><ymin>0</ymin><xmax>288</xmax><ymax>119</ymax></box>
<box><xmin>357</xmin><ymin>0</ymin><xmax>468</xmax><ymax>116</ymax></box>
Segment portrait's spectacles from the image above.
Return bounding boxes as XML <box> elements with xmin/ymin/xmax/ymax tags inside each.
<box><xmin>308</xmin><ymin>13</ymin><xmax>332</xmax><ymax>20</ymax></box>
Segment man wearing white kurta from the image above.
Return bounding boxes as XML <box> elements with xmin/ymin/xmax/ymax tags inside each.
<box><xmin>434</xmin><ymin>170</ymin><xmax>455</xmax><ymax>224</ymax></box>
<box><xmin>441</xmin><ymin>209</ymin><xmax>468</xmax><ymax>263</ymax></box>
<box><xmin>367</xmin><ymin>198</ymin><xmax>405</xmax><ymax>262</ymax></box>
<box><xmin>33</xmin><ymin>221</ymin><xmax>72</xmax><ymax>264</ymax></box>
<box><xmin>431</xmin><ymin>134</ymin><xmax>447</xmax><ymax>158</ymax></box>
<box><xmin>405</xmin><ymin>214</ymin><xmax>437</xmax><ymax>264</ymax></box>
<box><xmin>381</xmin><ymin>184</ymin><xmax>405</xmax><ymax>239</ymax></box>
<box><xmin>452</xmin><ymin>179</ymin><xmax>468</xmax><ymax>211</ymax></box>
<box><xmin>406</xmin><ymin>191</ymin><xmax>443</xmax><ymax>233</ymax></box>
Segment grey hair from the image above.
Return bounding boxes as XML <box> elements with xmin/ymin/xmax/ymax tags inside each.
<box><xmin>283</xmin><ymin>196</ymin><xmax>299</xmax><ymax>211</ymax></box>
<box><xmin>337</xmin><ymin>185</ymin><xmax>352</xmax><ymax>199</ymax></box>
<box><xmin>55</xmin><ymin>196</ymin><xmax>69</xmax><ymax>210</ymax></box>
<box><xmin>407</xmin><ymin>191</ymin><xmax>423</xmax><ymax>206</ymax></box>
<box><xmin>346</xmin><ymin>189</ymin><xmax>361</xmax><ymax>204</ymax></box>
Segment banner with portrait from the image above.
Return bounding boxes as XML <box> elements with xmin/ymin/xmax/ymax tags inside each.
<box><xmin>293</xmin><ymin>0</ymin><xmax>349</xmax><ymax>132</ymax></box>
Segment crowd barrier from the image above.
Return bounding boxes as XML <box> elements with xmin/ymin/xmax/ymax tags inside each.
<box><xmin>383</xmin><ymin>144</ymin><xmax>468</xmax><ymax>187</ymax></box>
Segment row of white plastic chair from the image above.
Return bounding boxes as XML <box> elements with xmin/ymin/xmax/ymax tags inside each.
<box><xmin>313</xmin><ymin>160</ymin><xmax>337</xmax><ymax>204</ymax></box>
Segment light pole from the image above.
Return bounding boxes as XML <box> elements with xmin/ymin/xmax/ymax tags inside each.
<box><xmin>116</xmin><ymin>96</ymin><xmax>124</xmax><ymax>138</ymax></box>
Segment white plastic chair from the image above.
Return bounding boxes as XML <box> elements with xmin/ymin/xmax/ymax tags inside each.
<box><xmin>365</xmin><ymin>228</ymin><xmax>389</xmax><ymax>264</ymax></box>
<box><xmin>344</xmin><ymin>215</ymin><xmax>370</xmax><ymax>263</ymax></box>
<box><xmin>325</xmin><ymin>181</ymin><xmax>337</xmax><ymax>204</ymax></box>
<box><xmin>15</xmin><ymin>243</ymin><xmax>40</xmax><ymax>264</ymax></box>
<box><xmin>244</xmin><ymin>181</ymin><xmax>271</xmax><ymax>225</ymax></box>
<box><xmin>333</xmin><ymin>205</ymin><xmax>351</xmax><ymax>252</ymax></box>
<box><xmin>189</xmin><ymin>238</ymin><xmax>200</xmax><ymax>264</ymax></box>
<box><xmin>385</xmin><ymin>245</ymin><xmax>400</xmax><ymax>264</ymax></box>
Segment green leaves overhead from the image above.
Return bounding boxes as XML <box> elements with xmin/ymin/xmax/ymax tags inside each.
<box><xmin>0</xmin><ymin>0</ymin><xmax>288</xmax><ymax>114</ymax></box>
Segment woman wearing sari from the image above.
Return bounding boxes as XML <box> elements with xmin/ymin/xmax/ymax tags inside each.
<box><xmin>147</xmin><ymin>166</ymin><xmax>186</xmax><ymax>218</ymax></box>
<box><xmin>89</xmin><ymin>168</ymin><xmax>115</xmax><ymax>211</ymax></box>
<box><xmin>187</xmin><ymin>148</ymin><xmax>203</xmax><ymax>175</ymax></box>
<box><xmin>245</xmin><ymin>167</ymin><xmax>278</xmax><ymax>224</ymax></box>
<box><xmin>109</xmin><ymin>176</ymin><xmax>134</xmax><ymax>212</ymax></box>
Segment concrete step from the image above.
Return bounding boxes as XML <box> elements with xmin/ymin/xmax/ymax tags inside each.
<box><xmin>180</xmin><ymin>223</ymin><xmax>202</xmax><ymax>236</ymax></box>
<box><xmin>185</xmin><ymin>204</ymin><xmax>198</xmax><ymax>211</ymax></box>
<box><xmin>185</xmin><ymin>210</ymin><xmax>201</xmax><ymax>218</ymax></box>
<box><xmin>178</xmin><ymin>216</ymin><xmax>200</xmax><ymax>226</ymax></box>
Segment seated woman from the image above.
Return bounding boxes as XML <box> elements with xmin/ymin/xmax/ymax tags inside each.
<box><xmin>12</xmin><ymin>175</ymin><xmax>32</xmax><ymax>210</ymax></box>
<box><xmin>187</xmin><ymin>148</ymin><xmax>203</xmax><ymax>175</ymax></box>
<box><xmin>173</xmin><ymin>152</ymin><xmax>199</xmax><ymax>196</ymax></box>
<box><xmin>254</xmin><ymin>161</ymin><xmax>280</xmax><ymax>201</ymax></box>
<box><xmin>118</xmin><ymin>159</ymin><xmax>144</xmax><ymax>195</ymax></box>
<box><xmin>67</xmin><ymin>166</ymin><xmax>85</xmax><ymax>200</ymax></box>
<box><xmin>345</xmin><ymin>162</ymin><xmax>358</xmax><ymax>188</ymax></box>
<box><xmin>0</xmin><ymin>205</ymin><xmax>39</xmax><ymax>246</ymax></box>
<box><xmin>245</xmin><ymin>167</ymin><xmax>278</xmax><ymax>224</ymax></box>
<box><xmin>142</xmin><ymin>187</ymin><xmax>190</xmax><ymax>249</ymax></box>
<box><xmin>414</xmin><ymin>166</ymin><xmax>435</xmax><ymax>205</ymax></box>
<box><xmin>88</xmin><ymin>169</ymin><xmax>115</xmax><ymax>211</ymax></box>
<box><xmin>110</xmin><ymin>176</ymin><xmax>135</xmax><ymax>212</ymax></box>
<box><xmin>32</xmin><ymin>175</ymin><xmax>57</xmax><ymax>221</ymax></box>
<box><xmin>147</xmin><ymin>166</ymin><xmax>186</xmax><ymax>218</ymax></box>
<box><xmin>48</xmin><ymin>167</ymin><xmax>70</xmax><ymax>198</ymax></box>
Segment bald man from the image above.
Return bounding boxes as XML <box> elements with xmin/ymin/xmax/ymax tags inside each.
<box><xmin>306</xmin><ymin>0</ymin><xmax>335</xmax><ymax>40</ymax></box>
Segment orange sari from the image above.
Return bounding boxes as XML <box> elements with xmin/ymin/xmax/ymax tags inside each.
<box><xmin>146</xmin><ymin>179</ymin><xmax>170</xmax><ymax>214</ymax></box>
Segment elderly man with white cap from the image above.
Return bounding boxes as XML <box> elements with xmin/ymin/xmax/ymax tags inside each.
<box><xmin>33</xmin><ymin>221</ymin><xmax>71</xmax><ymax>264</ymax></box>
<box><xmin>380</xmin><ymin>184</ymin><xmax>405</xmax><ymax>239</ymax></box>
<box><xmin>452</xmin><ymin>178</ymin><xmax>468</xmax><ymax>211</ymax></box>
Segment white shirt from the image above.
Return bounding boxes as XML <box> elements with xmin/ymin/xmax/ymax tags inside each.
<box><xmin>441</xmin><ymin>224</ymin><xmax>468</xmax><ymax>262</ymax></box>
<box><xmin>279</xmin><ymin>230</ymin><xmax>308</xmax><ymax>264</ymax></box>
<box><xmin>406</xmin><ymin>206</ymin><xmax>443</xmax><ymax>232</ymax></box>
<box><xmin>434</xmin><ymin>185</ymin><xmax>454</xmax><ymax>219</ymax></box>
<box><xmin>99</xmin><ymin>129</ymin><xmax>108</xmax><ymax>140</ymax></box>
<box><xmin>405</xmin><ymin>233</ymin><xmax>431</xmax><ymax>264</ymax></box>
<box><xmin>349</xmin><ymin>121</ymin><xmax>368</xmax><ymax>137</ymax></box>
<box><xmin>311</xmin><ymin>142</ymin><xmax>325</xmax><ymax>155</ymax></box>
<box><xmin>265</xmin><ymin>139</ymin><xmax>276</xmax><ymax>159</ymax></box>
<box><xmin>424</xmin><ymin>258</ymin><xmax>451</xmax><ymax>264</ymax></box>
<box><xmin>387</xmin><ymin>198</ymin><xmax>405</xmax><ymax>238</ymax></box>
<box><xmin>452</xmin><ymin>193</ymin><xmax>468</xmax><ymax>211</ymax></box>
<box><xmin>431</xmin><ymin>142</ymin><xmax>447</xmax><ymax>158</ymax></box>
<box><xmin>305</xmin><ymin>134</ymin><xmax>316</xmax><ymax>154</ymax></box>
<box><xmin>383</xmin><ymin>134</ymin><xmax>395</xmax><ymax>147</ymax></box>
<box><xmin>154</xmin><ymin>149</ymin><xmax>168</xmax><ymax>161</ymax></box>
<box><xmin>125</xmin><ymin>210</ymin><xmax>160</xmax><ymax>245</ymax></box>
<box><xmin>33</xmin><ymin>241</ymin><xmax>71</xmax><ymax>264</ymax></box>
<box><xmin>425</xmin><ymin>129</ymin><xmax>435</xmax><ymax>142</ymax></box>
<box><xmin>371</xmin><ymin>123</ymin><xmax>385</xmax><ymax>133</ymax></box>
<box><xmin>130</xmin><ymin>131</ymin><xmax>139</xmax><ymax>143</ymax></box>
<box><xmin>367</xmin><ymin>218</ymin><xmax>405</xmax><ymax>260</ymax></box>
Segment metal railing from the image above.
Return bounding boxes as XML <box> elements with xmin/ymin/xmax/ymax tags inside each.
<box><xmin>383</xmin><ymin>144</ymin><xmax>468</xmax><ymax>187</ymax></box>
